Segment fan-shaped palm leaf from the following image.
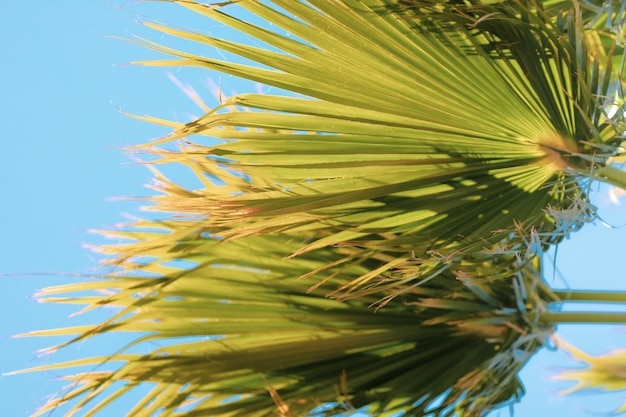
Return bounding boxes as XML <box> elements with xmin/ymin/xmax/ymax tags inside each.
<box><xmin>120</xmin><ymin>0</ymin><xmax>626</xmax><ymax>298</ymax></box>
<box><xmin>15</xmin><ymin>222</ymin><xmax>557</xmax><ymax>417</ymax></box>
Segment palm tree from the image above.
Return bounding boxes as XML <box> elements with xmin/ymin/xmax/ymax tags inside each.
<box><xmin>12</xmin><ymin>0</ymin><xmax>626</xmax><ymax>416</ymax></box>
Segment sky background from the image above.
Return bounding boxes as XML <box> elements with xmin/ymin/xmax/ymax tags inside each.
<box><xmin>2</xmin><ymin>1</ymin><xmax>626</xmax><ymax>416</ymax></box>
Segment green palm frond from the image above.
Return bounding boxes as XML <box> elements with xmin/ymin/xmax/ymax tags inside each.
<box><xmin>553</xmin><ymin>336</ymin><xmax>626</xmax><ymax>414</ymax></box>
<box><xmin>398</xmin><ymin>0</ymin><xmax>626</xmax><ymax>101</ymax></box>
<box><xmin>116</xmin><ymin>0</ymin><xmax>626</xmax><ymax>297</ymax></box>
<box><xmin>15</xmin><ymin>221</ymin><xmax>557</xmax><ymax>417</ymax></box>
<box><xmin>14</xmin><ymin>1</ymin><xmax>626</xmax><ymax>416</ymax></box>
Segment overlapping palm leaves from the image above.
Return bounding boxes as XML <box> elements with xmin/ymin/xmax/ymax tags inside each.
<box><xmin>15</xmin><ymin>1</ymin><xmax>626</xmax><ymax>416</ymax></box>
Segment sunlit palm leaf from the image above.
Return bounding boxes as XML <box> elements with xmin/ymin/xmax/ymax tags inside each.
<box><xmin>15</xmin><ymin>223</ymin><xmax>556</xmax><ymax>417</ymax></box>
<box><xmin>119</xmin><ymin>0</ymin><xmax>626</xmax><ymax>297</ymax></box>
<box><xmin>553</xmin><ymin>336</ymin><xmax>626</xmax><ymax>414</ymax></box>
<box><xmin>15</xmin><ymin>1</ymin><xmax>626</xmax><ymax>416</ymax></box>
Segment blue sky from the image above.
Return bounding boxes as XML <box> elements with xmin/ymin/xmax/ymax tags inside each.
<box><xmin>2</xmin><ymin>1</ymin><xmax>626</xmax><ymax>416</ymax></box>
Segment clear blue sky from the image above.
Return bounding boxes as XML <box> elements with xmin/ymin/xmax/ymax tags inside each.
<box><xmin>2</xmin><ymin>2</ymin><xmax>626</xmax><ymax>416</ymax></box>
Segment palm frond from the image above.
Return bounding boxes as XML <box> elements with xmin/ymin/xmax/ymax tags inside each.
<box><xmin>117</xmin><ymin>0</ymin><xmax>626</xmax><ymax>296</ymax></box>
<box><xmin>15</xmin><ymin>1</ymin><xmax>626</xmax><ymax>416</ymax></box>
<box><xmin>553</xmin><ymin>335</ymin><xmax>626</xmax><ymax>414</ymax></box>
<box><xmin>15</xmin><ymin>222</ymin><xmax>557</xmax><ymax>416</ymax></box>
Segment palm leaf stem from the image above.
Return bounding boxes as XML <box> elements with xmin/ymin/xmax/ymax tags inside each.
<box><xmin>553</xmin><ymin>289</ymin><xmax>626</xmax><ymax>303</ymax></box>
<box><xmin>582</xmin><ymin>163</ymin><xmax>626</xmax><ymax>190</ymax></box>
<box><xmin>540</xmin><ymin>311</ymin><xmax>626</xmax><ymax>324</ymax></box>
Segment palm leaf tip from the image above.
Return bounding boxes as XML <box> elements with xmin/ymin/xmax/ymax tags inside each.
<box><xmin>553</xmin><ymin>335</ymin><xmax>626</xmax><ymax>414</ymax></box>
